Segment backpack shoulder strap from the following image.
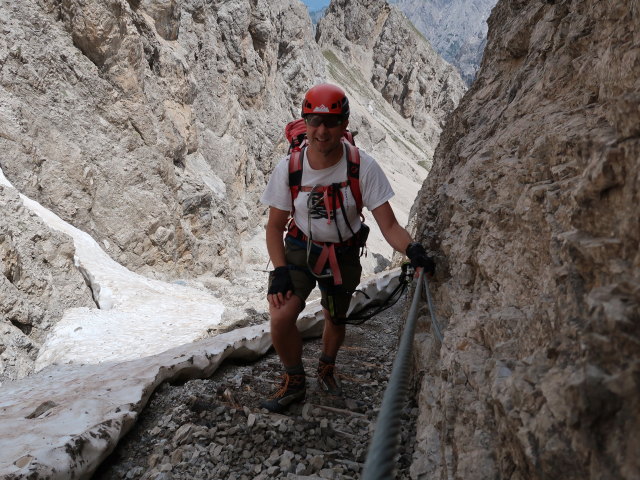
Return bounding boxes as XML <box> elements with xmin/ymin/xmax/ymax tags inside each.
<box><xmin>342</xmin><ymin>130</ymin><xmax>356</xmax><ymax>146</ymax></box>
<box><xmin>288</xmin><ymin>146</ymin><xmax>305</xmax><ymax>208</ymax></box>
<box><xmin>344</xmin><ymin>142</ymin><xmax>362</xmax><ymax>212</ymax></box>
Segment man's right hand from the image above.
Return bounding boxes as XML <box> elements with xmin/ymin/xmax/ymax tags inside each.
<box><xmin>267</xmin><ymin>266</ymin><xmax>294</xmax><ymax>308</ymax></box>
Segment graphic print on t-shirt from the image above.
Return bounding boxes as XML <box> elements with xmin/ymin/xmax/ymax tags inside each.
<box><xmin>308</xmin><ymin>188</ymin><xmax>343</xmax><ymax>221</ymax></box>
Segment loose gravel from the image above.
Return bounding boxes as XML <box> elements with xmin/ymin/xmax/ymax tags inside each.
<box><xmin>93</xmin><ymin>295</ymin><xmax>418</xmax><ymax>479</ymax></box>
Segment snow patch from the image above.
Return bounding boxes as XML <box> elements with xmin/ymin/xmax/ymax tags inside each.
<box><xmin>1</xmin><ymin>166</ymin><xmax>227</xmax><ymax>371</ymax></box>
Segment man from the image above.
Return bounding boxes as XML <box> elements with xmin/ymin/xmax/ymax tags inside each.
<box><xmin>260</xmin><ymin>83</ymin><xmax>434</xmax><ymax>413</ymax></box>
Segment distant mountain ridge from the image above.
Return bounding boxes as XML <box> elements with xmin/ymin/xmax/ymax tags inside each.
<box><xmin>305</xmin><ymin>0</ymin><xmax>496</xmax><ymax>85</ymax></box>
<box><xmin>390</xmin><ymin>0</ymin><xmax>496</xmax><ymax>84</ymax></box>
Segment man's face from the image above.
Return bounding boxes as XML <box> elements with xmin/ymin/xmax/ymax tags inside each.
<box><xmin>305</xmin><ymin>114</ymin><xmax>348</xmax><ymax>156</ymax></box>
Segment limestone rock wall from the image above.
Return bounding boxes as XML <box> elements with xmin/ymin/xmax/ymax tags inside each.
<box><xmin>0</xmin><ymin>0</ymin><xmax>323</xmax><ymax>281</ymax></box>
<box><xmin>0</xmin><ymin>187</ymin><xmax>94</xmax><ymax>381</ymax></box>
<box><xmin>410</xmin><ymin>1</ymin><xmax>639</xmax><ymax>478</ymax></box>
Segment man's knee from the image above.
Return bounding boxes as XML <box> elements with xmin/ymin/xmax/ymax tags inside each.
<box><xmin>270</xmin><ymin>296</ymin><xmax>303</xmax><ymax>329</ymax></box>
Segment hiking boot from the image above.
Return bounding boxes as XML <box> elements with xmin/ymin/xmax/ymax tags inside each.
<box><xmin>260</xmin><ymin>373</ymin><xmax>306</xmax><ymax>413</ymax></box>
<box><xmin>317</xmin><ymin>361</ymin><xmax>342</xmax><ymax>395</ymax></box>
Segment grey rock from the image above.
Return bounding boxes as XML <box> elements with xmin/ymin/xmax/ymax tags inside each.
<box><xmin>124</xmin><ymin>466</ymin><xmax>141</xmax><ymax>479</ymax></box>
<box><xmin>318</xmin><ymin>468</ymin><xmax>336</xmax><ymax>479</ymax></box>
<box><xmin>266</xmin><ymin>465</ymin><xmax>280</xmax><ymax>475</ymax></box>
<box><xmin>301</xmin><ymin>402</ymin><xmax>312</xmax><ymax>420</ymax></box>
<box><xmin>171</xmin><ymin>423</ymin><xmax>194</xmax><ymax>445</ymax></box>
<box><xmin>309</xmin><ymin>454</ymin><xmax>324</xmax><ymax>471</ymax></box>
<box><xmin>279</xmin><ymin>449</ymin><xmax>295</xmax><ymax>471</ymax></box>
<box><xmin>247</xmin><ymin>413</ymin><xmax>256</xmax><ymax>427</ymax></box>
<box><xmin>169</xmin><ymin>448</ymin><xmax>182</xmax><ymax>465</ymax></box>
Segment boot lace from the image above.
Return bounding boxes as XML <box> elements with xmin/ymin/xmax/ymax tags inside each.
<box><xmin>270</xmin><ymin>373</ymin><xmax>304</xmax><ymax>399</ymax></box>
<box><xmin>318</xmin><ymin>362</ymin><xmax>339</xmax><ymax>388</ymax></box>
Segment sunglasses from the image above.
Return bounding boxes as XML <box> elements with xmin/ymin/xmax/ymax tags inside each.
<box><xmin>304</xmin><ymin>114</ymin><xmax>345</xmax><ymax>128</ymax></box>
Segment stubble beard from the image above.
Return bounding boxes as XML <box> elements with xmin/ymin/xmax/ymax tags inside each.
<box><xmin>310</xmin><ymin>138</ymin><xmax>342</xmax><ymax>158</ymax></box>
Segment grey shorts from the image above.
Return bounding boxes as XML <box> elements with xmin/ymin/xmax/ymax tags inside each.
<box><xmin>269</xmin><ymin>237</ymin><xmax>362</xmax><ymax>319</ymax></box>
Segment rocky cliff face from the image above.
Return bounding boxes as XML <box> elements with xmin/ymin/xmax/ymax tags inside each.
<box><xmin>0</xmin><ymin>0</ymin><xmax>323</xmax><ymax>283</ymax></box>
<box><xmin>1</xmin><ymin>0</ymin><xmax>323</xmax><ymax>381</ymax></box>
<box><xmin>0</xmin><ymin>0</ymin><xmax>460</xmax><ymax>286</ymax></box>
<box><xmin>410</xmin><ymin>0</ymin><xmax>639</xmax><ymax>478</ymax></box>
<box><xmin>391</xmin><ymin>0</ymin><xmax>496</xmax><ymax>85</ymax></box>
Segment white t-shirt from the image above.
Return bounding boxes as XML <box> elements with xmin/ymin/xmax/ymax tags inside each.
<box><xmin>261</xmin><ymin>144</ymin><xmax>394</xmax><ymax>243</ymax></box>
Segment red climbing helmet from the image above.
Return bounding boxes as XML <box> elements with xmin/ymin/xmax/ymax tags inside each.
<box><xmin>301</xmin><ymin>83</ymin><xmax>350</xmax><ymax>117</ymax></box>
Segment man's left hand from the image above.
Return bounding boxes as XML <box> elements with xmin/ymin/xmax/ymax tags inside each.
<box><xmin>406</xmin><ymin>242</ymin><xmax>435</xmax><ymax>276</ymax></box>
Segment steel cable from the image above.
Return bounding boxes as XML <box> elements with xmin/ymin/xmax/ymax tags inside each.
<box><xmin>361</xmin><ymin>269</ymin><xmax>425</xmax><ymax>479</ymax></box>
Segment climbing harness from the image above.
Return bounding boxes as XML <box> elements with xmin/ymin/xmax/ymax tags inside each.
<box><xmin>284</xmin><ymin>114</ymin><xmax>365</xmax><ymax>288</ymax></box>
<box><xmin>301</xmin><ymin>183</ymin><xmax>367</xmax><ymax>284</ymax></box>
<box><xmin>286</xmin><ymin>140</ymin><xmax>366</xmax><ymax>286</ymax></box>
<box><xmin>281</xmin><ymin>114</ymin><xmax>407</xmax><ymax>324</ymax></box>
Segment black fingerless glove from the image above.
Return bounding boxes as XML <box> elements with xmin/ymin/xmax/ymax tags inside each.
<box><xmin>406</xmin><ymin>242</ymin><xmax>436</xmax><ymax>276</ymax></box>
<box><xmin>268</xmin><ymin>266</ymin><xmax>293</xmax><ymax>295</ymax></box>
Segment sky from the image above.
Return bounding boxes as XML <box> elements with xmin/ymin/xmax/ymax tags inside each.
<box><xmin>302</xmin><ymin>0</ymin><xmax>330</xmax><ymax>11</ymax></box>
